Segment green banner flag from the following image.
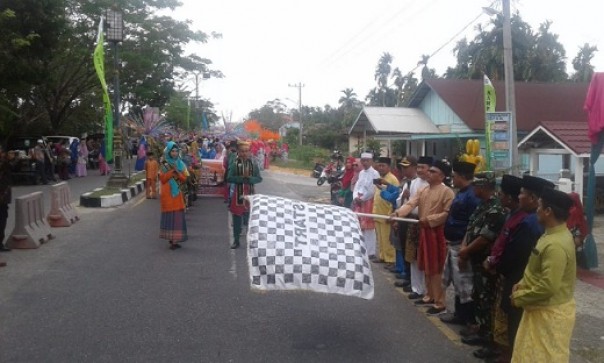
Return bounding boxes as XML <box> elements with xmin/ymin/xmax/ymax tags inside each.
<box><xmin>484</xmin><ymin>74</ymin><xmax>496</xmax><ymax>170</ymax></box>
<box><xmin>93</xmin><ymin>18</ymin><xmax>113</xmax><ymax>163</ymax></box>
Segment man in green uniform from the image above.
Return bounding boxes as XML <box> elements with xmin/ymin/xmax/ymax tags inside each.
<box><xmin>458</xmin><ymin>172</ymin><xmax>506</xmax><ymax>354</ymax></box>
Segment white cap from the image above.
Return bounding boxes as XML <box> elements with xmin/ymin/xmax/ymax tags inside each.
<box><xmin>37</xmin><ymin>139</ymin><xmax>43</xmax><ymax>144</ymax></box>
<box><xmin>360</xmin><ymin>152</ymin><xmax>373</xmax><ymax>159</ymax></box>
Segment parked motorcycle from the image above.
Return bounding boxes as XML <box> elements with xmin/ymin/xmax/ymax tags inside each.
<box><xmin>317</xmin><ymin>161</ymin><xmax>344</xmax><ymax>186</ymax></box>
<box><xmin>328</xmin><ymin>169</ymin><xmax>345</xmax><ymax>205</ymax></box>
<box><xmin>311</xmin><ymin>162</ymin><xmax>324</xmax><ymax>179</ymax></box>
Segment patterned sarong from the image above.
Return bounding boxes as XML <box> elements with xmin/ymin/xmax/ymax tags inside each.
<box><xmin>159</xmin><ymin>209</ymin><xmax>188</xmax><ymax>242</ymax></box>
<box><xmin>418</xmin><ymin>225</ymin><xmax>446</xmax><ymax>275</ymax></box>
<box><xmin>404</xmin><ymin>216</ymin><xmax>419</xmax><ymax>263</ymax></box>
<box><xmin>353</xmin><ymin>199</ymin><xmax>375</xmax><ymax>230</ymax></box>
<box><xmin>511</xmin><ymin>299</ymin><xmax>576</xmax><ymax>363</ymax></box>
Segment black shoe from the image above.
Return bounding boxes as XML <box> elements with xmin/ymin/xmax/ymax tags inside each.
<box><xmin>394</xmin><ymin>273</ymin><xmax>408</xmax><ymax>280</ymax></box>
<box><xmin>407</xmin><ymin>292</ymin><xmax>423</xmax><ymax>300</ymax></box>
<box><xmin>169</xmin><ymin>244</ymin><xmax>178</xmax><ymax>250</ymax></box>
<box><xmin>387</xmin><ymin>266</ymin><xmax>401</xmax><ymax>273</ymax></box>
<box><xmin>230</xmin><ymin>242</ymin><xmax>240</xmax><ymax>249</ymax></box>
<box><xmin>461</xmin><ymin>334</ymin><xmax>487</xmax><ymax>346</ymax></box>
<box><xmin>0</xmin><ymin>246</ymin><xmax>11</xmax><ymax>252</ymax></box>
<box><xmin>402</xmin><ymin>285</ymin><xmax>413</xmax><ymax>293</ymax></box>
<box><xmin>426</xmin><ymin>306</ymin><xmax>446</xmax><ymax>315</ymax></box>
<box><xmin>473</xmin><ymin>346</ymin><xmax>500</xmax><ymax>359</ymax></box>
<box><xmin>394</xmin><ymin>281</ymin><xmax>407</xmax><ymax>288</ymax></box>
<box><xmin>439</xmin><ymin>313</ymin><xmax>465</xmax><ymax>325</ymax></box>
<box><xmin>414</xmin><ymin>299</ymin><xmax>434</xmax><ymax>305</ymax></box>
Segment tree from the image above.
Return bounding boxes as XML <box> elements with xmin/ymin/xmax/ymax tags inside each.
<box><xmin>0</xmin><ymin>0</ymin><xmax>221</xmax><ymax>137</ymax></box>
<box><xmin>571</xmin><ymin>43</ymin><xmax>598</xmax><ymax>82</ymax></box>
<box><xmin>444</xmin><ymin>12</ymin><xmax>569</xmax><ymax>83</ymax></box>
<box><xmin>366</xmin><ymin>52</ymin><xmax>398</xmax><ymax>107</ymax></box>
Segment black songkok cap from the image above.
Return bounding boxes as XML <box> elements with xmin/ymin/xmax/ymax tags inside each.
<box><xmin>452</xmin><ymin>161</ymin><xmax>476</xmax><ymax>175</ymax></box>
<box><xmin>500</xmin><ymin>175</ymin><xmax>523</xmax><ymax>197</ymax></box>
<box><xmin>522</xmin><ymin>175</ymin><xmax>555</xmax><ymax>197</ymax></box>
<box><xmin>432</xmin><ymin>160</ymin><xmax>452</xmax><ymax>177</ymax></box>
<box><xmin>540</xmin><ymin>187</ymin><xmax>573</xmax><ymax>212</ymax></box>
<box><xmin>377</xmin><ymin>157</ymin><xmax>392</xmax><ymax>165</ymax></box>
<box><xmin>418</xmin><ymin>156</ymin><xmax>433</xmax><ymax>166</ymax></box>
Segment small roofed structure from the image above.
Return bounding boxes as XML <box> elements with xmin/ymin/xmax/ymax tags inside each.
<box><xmin>518</xmin><ymin>121</ymin><xmax>604</xmax><ymax>202</ymax></box>
<box><xmin>348</xmin><ymin>107</ymin><xmax>442</xmax><ymax>155</ymax></box>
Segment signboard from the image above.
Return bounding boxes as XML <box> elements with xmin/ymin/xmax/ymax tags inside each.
<box><xmin>486</xmin><ymin>112</ymin><xmax>512</xmax><ymax>171</ymax></box>
<box><xmin>195</xmin><ymin>159</ymin><xmax>226</xmax><ymax>197</ymax></box>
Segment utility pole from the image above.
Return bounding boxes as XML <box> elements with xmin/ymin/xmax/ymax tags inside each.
<box><xmin>289</xmin><ymin>82</ymin><xmax>305</xmax><ymax>145</ymax></box>
<box><xmin>502</xmin><ymin>0</ymin><xmax>518</xmax><ymax>175</ymax></box>
<box><xmin>192</xmin><ymin>71</ymin><xmax>210</xmax><ymax>131</ymax></box>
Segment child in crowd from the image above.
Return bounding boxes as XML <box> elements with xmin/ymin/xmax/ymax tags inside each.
<box><xmin>145</xmin><ymin>151</ymin><xmax>159</xmax><ymax>199</ymax></box>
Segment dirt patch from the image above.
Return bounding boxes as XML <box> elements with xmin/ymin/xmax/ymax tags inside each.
<box><xmin>268</xmin><ymin>165</ymin><xmax>313</xmax><ymax>177</ymax></box>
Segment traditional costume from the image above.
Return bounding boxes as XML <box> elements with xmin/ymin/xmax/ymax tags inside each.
<box><xmin>145</xmin><ymin>156</ymin><xmax>159</xmax><ymax>199</ymax></box>
<box><xmin>511</xmin><ymin>188</ymin><xmax>576</xmax><ymax>362</ymax></box>
<box><xmin>228</xmin><ymin>141</ymin><xmax>262</xmax><ymax>248</ymax></box>
<box><xmin>159</xmin><ymin>141</ymin><xmax>188</xmax><ymax>249</ymax></box>
<box><xmin>396</xmin><ymin>160</ymin><xmax>454</xmax><ymax>310</ymax></box>
<box><xmin>352</xmin><ymin>153</ymin><xmax>380</xmax><ymax>258</ymax></box>
<box><xmin>372</xmin><ymin>157</ymin><xmax>399</xmax><ymax>264</ymax></box>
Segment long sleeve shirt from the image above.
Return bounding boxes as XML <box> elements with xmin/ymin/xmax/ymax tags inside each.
<box><xmin>444</xmin><ymin>185</ymin><xmax>480</xmax><ymax>242</ymax></box>
<box><xmin>352</xmin><ymin>167</ymin><xmax>379</xmax><ymax>202</ymax></box>
<box><xmin>396</xmin><ymin>183</ymin><xmax>454</xmax><ymax>228</ymax></box>
<box><xmin>373</xmin><ymin>172</ymin><xmax>399</xmax><ymax>221</ymax></box>
<box><xmin>512</xmin><ymin>223</ymin><xmax>576</xmax><ymax>308</ymax></box>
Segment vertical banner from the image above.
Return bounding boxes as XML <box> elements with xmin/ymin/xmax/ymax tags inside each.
<box><xmin>93</xmin><ymin>17</ymin><xmax>113</xmax><ymax>163</ymax></box>
<box><xmin>486</xmin><ymin>112</ymin><xmax>512</xmax><ymax>171</ymax></box>
<box><xmin>484</xmin><ymin>75</ymin><xmax>496</xmax><ymax>171</ymax></box>
<box><xmin>202</xmin><ymin>111</ymin><xmax>209</xmax><ymax>131</ymax></box>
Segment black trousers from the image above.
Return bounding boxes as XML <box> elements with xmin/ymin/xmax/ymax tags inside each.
<box><xmin>0</xmin><ymin>204</ymin><xmax>8</xmax><ymax>246</ymax></box>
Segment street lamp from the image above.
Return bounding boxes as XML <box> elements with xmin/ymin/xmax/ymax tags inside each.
<box><xmin>192</xmin><ymin>71</ymin><xmax>210</xmax><ymax>131</ymax></box>
<box><xmin>483</xmin><ymin>0</ymin><xmax>518</xmax><ymax>175</ymax></box>
<box><xmin>105</xmin><ymin>5</ymin><xmax>129</xmax><ymax>187</ymax></box>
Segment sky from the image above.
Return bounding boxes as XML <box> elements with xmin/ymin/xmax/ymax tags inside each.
<box><xmin>171</xmin><ymin>0</ymin><xmax>604</xmax><ymax>123</ymax></box>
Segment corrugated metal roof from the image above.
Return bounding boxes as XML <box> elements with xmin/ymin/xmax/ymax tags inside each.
<box><xmin>349</xmin><ymin>107</ymin><xmax>441</xmax><ymax>134</ymax></box>
<box><xmin>409</xmin><ymin>79</ymin><xmax>589</xmax><ymax>132</ymax></box>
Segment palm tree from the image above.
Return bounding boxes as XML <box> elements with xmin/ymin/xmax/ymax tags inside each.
<box><xmin>338</xmin><ymin>88</ymin><xmax>358</xmax><ymax>110</ymax></box>
<box><xmin>374</xmin><ymin>52</ymin><xmax>393</xmax><ymax>106</ymax></box>
<box><xmin>572</xmin><ymin>43</ymin><xmax>598</xmax><ymax>82</ymax></box>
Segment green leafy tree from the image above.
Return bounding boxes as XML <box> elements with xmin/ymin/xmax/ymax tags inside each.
<box><xmin>571</xmin><ymin>43</ymin><xmax>598</xmax><ymax>82</ymax></box>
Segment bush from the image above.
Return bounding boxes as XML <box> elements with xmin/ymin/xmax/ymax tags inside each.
<box><xmin>288</xmin><ymin>145</ymin><xmax>330</xmax><ymax>167</ymax></box>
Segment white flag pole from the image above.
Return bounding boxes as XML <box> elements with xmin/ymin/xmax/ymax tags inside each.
<box><xmin>354</xmin><ymin>212</ymin><xmax>418</xmax><ymax>224</ymax></box>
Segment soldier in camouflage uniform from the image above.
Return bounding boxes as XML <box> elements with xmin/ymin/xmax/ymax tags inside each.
<box><xmin>457</xmin><ymin>172</ymin><xmax>506</xmax><ymax>357</ymax></box>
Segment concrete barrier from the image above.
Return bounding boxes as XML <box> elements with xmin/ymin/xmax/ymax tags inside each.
<box><xmin>47</xmin><ymin>182</ymin><xmax>80</xmax><ymax>227</ymax></box>
<box><xmin>7</xmin><ymin>191</ymin><xmax>55</xmax><ymax>249</ymax></box>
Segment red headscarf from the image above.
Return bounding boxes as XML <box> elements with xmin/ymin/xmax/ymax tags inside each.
<box><xmin>341</xmin><ymin>156</ymin><xmax>356</xmax><ymax>189</ymax></box>
<box><xmin>567</xmin><ymin>192</ymin><xmax>588</xmax><ymax>240</ymax></box>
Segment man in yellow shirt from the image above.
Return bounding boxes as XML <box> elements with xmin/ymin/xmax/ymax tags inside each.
<box><xmin>372</xmin><ymin>157</ymin><xmax>399</xmax><ymax>266</ymax></box>
<box><xmin>511</xmin><ymin>187</ymin><xmax>576</xmax><ymax>362</ymax></box>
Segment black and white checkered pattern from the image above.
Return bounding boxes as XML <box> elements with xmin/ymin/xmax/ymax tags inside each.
<box><xmin>247</xmin><ymin>194</ymin><xmax>374</xmax><ymax>299</ymax></box>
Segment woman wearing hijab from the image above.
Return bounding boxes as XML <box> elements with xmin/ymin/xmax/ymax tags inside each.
<box><xmin>337</xmin><ymin>156</ymin><xmax>356</xmax><ymax>208</ymax></box>
<box><xmin>159</xmin><ymin>141</ymin><xmax>188</xmax><ymax>250</ymax></box>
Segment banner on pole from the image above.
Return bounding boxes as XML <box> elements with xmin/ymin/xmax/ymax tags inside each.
<box><xmin>486</xmin><ymin>112</ymin><xmax>512</xmax><ymax>171</ymax></box>
<box><xmin>484</xmin><ymin>75</ymin><xmax>496</xmax><ymax>170</ymax></box>
<box><xmin>195</xmin><ymin>159</ymin><xmax>226</xmax><ymax>197</ymax></box>
<box><xmin>247</xmin><ymin>194</ymin><xmax>374</xmax><ymax>299</ymax></box>
<box><xmin>93</xmin><ymin>17</ymin><xmax>113</xmax><ymax>163</ymax></box>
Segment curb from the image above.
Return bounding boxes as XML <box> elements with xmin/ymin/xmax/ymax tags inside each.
<box><xmin>80</xmin><ymin>179</ymin><xmax>146</xmax><ymax>208</ymax></box>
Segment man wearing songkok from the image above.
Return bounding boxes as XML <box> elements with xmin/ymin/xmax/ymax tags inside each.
<box><xmin>511</xmin><ymin>187</ymin><xmax>576</xmax><ymax>363</ymax></box>
<box><xmin>393</xmin><ymin>160</ymin><xmax>454</xmax><ymax>313</ymax></box>
<box><xmin>394</xmin><ymin>156</ymin><xmax>430</xmax><ymax>297</ymax></box>
<box><xmin>457</xmin><ymin>172</ymin><xmax>505</xmax><ymax>354</ymax></box>
<box><xmin>353</xmin><ymin>152</ymin><xmax>380</xmax><ymax>259</ymax></box>
<box><xmin>227</xmin><ymin>141</ymin><xmax>262</xmax><ymax>249</ymax></box>
<box><xmin>372</xmin><ymin>157</ymin><xmax>399</xmax><ymax>266</ymax></box>
<box><xmin>384</xmin><ymin>156</ymin><xmax>418</xmax><ymax>282</ymax></box>
<box><xmin>440</xmin><ymin>161</ymin><xmax>480</xmax><ymax>324</ymax></box>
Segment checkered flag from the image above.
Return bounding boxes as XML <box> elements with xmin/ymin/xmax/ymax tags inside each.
<box><xmin>247</xmin><ymin>194</ymin><xmax>374</xmax><ymax>299</ymax></box>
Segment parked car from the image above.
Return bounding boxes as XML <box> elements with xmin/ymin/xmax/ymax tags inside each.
<box><xmin>44</xmin><ymin>135</ymin><xmax>79</xmax><ymax>148</ymax></box>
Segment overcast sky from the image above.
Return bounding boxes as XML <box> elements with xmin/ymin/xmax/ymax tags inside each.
<box><xmin>172</xmin><ymin>0</ymin><xmax>604</xmax><ymax>123</ymax></box>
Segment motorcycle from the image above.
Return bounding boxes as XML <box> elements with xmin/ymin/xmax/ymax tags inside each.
<box><xmin>311</xmin><ymin>162</ymin><xmax>324</xmax><ymax>179</ymax></box>
<box><xmin>317</xmin><ymin>160</ymin><xmax>343</xmax><ymax>186</ymax></box>
<box><xmin>317</xmin><ymin>150</ymin><xmax>344</xmax><ymax>186</ymax></box>
<box><xmin>328</xmin><ymin>168</ymin><xmax>345</xmax><ymax>205</ymax></box>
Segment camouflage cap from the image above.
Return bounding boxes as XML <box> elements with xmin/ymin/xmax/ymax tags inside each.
<box><xmin>473</xmin><ymin>171</ymin><xmax>496</xmax><ymax>187</ymax></box>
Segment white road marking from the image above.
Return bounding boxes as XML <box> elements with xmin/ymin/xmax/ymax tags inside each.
<box><xmin>227</xmin><ymin>212</ymin><xmax>237</xmax><ymax>279</ymax></box>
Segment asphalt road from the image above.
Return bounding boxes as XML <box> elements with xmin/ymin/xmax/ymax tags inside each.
<box><xmin>0</xmin><ymin>169</ymin><xmax>482</xmax><ymax>362</ymax></box>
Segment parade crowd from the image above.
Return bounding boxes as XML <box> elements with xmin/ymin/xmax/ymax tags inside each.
<box><xmin>333</xmin><ymin>152</ymin><xmax>584</xmax><ymax>363</ymax></box>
